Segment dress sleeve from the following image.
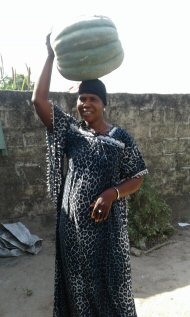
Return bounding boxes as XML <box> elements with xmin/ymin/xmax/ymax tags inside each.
<box><xmin>46</xmin><ymin>105</ymin><xmax>77</xmax><ymax>204</ymax></box>
<box><xmin>120</xmin><ymin>132</ymin><xmax>148</xmax><ymax>180</ymax></box>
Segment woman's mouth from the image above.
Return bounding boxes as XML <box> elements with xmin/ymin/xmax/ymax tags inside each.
<box><xmin>82</xmin><ymin>110</ymin><xmax>93</xmax><ymax>116</ymax></box>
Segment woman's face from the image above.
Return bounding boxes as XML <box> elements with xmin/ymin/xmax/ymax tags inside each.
<box><xmin>77</xmin><ymin>93</ymin><xmax>104</xmax><ymax>124</ymax></box>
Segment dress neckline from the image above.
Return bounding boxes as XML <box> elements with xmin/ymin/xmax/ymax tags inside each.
<box><xmin>93</xmin><ymin>126</ymin><xmax>115</xmax><ymax>136</ymax></box>
<box><xmin>79</xmin><ymin>121</ymin><xmax>115</xmax><ymax>136</ymax></box>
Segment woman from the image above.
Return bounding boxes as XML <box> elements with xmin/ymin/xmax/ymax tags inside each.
<box><xmin>32</xmin><ymin>34</ymin><xmax>148</xmax><ymax>317</ymax></box>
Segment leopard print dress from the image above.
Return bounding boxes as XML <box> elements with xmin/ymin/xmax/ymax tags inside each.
<box><xmin>46</xmin><ymin>105</ymin><xmax>148</xmax><ymax>317</ymax></box>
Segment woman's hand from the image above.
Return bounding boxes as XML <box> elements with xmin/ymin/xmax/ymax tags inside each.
<box><xmin>90</xmin><ymin>188</ymin><xmax>117</xmax><ymax>223</ymax></box>
<box><xmin>90</xmin><ymin>177</ymin><xmax>144</xmax><ymax>223</ymax></box>
<box><xmin>46</xmin><ymin>33</ymin><xmax>55</xmax><ymax>58</ymax></box>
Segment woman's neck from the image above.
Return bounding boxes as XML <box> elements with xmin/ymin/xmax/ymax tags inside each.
<box><xmin>86</xmin><ymin>120</ymin><xmax>112</xmax><ymax>134</ymax></box>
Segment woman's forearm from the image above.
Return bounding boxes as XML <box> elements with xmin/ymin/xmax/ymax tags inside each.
<box><xmin>100</xmin><ymin>176</ymin><xmax>144</xmax><ymax>204</ymax></box>
<box><xmin>114</xmin><ymin>176</ymin><xmax>144</xmax><ymax>199</ymax></box>
<box><xmin>31</xmin><ymin>34</ymin><xmax>55</xmax><ymax>129</ymax></box>
<box><xmin>32</xmin><ymin>54</ymin><xmax>54</xmax><ymax>104</ymax></box>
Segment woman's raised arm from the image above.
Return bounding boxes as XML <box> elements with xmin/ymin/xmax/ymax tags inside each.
<box><xmin>31</xmin><ymin>34</ymin><xmax>55</xmax><ymax>130</ymax></box>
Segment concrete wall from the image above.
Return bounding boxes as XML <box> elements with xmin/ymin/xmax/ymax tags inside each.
<box><xmin>0</xmin><ymin>91</ymin><xmax>189</xmax><ymax>221</ymax></box>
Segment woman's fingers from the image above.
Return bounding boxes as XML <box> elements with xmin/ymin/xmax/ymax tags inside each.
<box><xmin>45</xmin><ymin>33</ymin><xmax>55</xmax><ymax>58</ymax></box>
<box><xmin>91</xmin><ymin>205</ymin><xmax>110</xmax><ymax>223</ymax></box>
<box><xmin>90</xmin><ymin>194</ymin><xmax>112</xmax><ymax>223</ymax></box>
<box><xmin>95</xmin><ymin>209</ymin><xmax>104</xmax><ymax>222</ymax></box>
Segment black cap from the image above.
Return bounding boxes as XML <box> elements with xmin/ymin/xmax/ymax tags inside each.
<box><xmin>78</xmin><ymin>79</ymin><xmax>107</xmax><ymax>105</ymax></box>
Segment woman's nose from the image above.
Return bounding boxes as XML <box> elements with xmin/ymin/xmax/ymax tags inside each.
<box><xmin>82</xmin><ymin>102</ymin><xmax>90</xmax><ymax>108</ymax></box>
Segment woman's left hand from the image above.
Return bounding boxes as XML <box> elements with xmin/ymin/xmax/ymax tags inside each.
<box><xmin>90</xmin><ymin>188</ymin><xmax>117</xmax><ymax>223</ymax></box>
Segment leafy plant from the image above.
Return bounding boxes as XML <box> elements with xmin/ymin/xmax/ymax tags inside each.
<box><xmin>128</xmin><ymin>175</ymin><xmax>175</xmax><ymax>249</ymax></box>
<box><xmin>0</xmin><ymin>54</ymin><xmax>34</xmax><ymax>91</ymax></box>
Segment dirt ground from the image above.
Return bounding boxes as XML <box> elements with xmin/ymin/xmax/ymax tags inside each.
<box><xmin>0</xmin><ymin>214</ymin><xmax>190</xmax><ymax>317</ymax></box>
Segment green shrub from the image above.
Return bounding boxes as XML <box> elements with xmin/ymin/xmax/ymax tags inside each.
<box><xmin>128</xmin><ymin>175</ymin><xmax>175</xmax><ymax>249</ymax></box>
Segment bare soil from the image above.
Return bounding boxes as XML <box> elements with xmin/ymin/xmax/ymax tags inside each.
<box><xmin>0</xmin><ymin>214</ymin><xmax>190</xmax><ymax>317</ymax></box>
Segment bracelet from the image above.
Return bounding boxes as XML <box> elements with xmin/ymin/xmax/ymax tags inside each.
<box><xmin>113</xmin><ymin>186</ymin><xmax>120</xmax><ymax>200</ymax></box>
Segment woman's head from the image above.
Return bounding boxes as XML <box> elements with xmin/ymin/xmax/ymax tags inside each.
<box><xmin>77</xmin><ymin>79</ymin><xmax>107</xmax><ymax>124</ymax></box>
<box><xmin>78</xmin><ymin>79</ymin><xmax>107</xmax><ymax>106</ymax></box>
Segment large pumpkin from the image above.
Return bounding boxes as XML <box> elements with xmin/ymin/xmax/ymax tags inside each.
<box><xmin>52</xmin><ymin>15</ymin><xmax>124</xmax><ymax>81</ymax></box>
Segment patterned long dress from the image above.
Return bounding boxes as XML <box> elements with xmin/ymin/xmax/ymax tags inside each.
<box><xmin>46</xmin><ymin>105</ymin><xmax>148</xmax><ymax>317</ymax></box>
